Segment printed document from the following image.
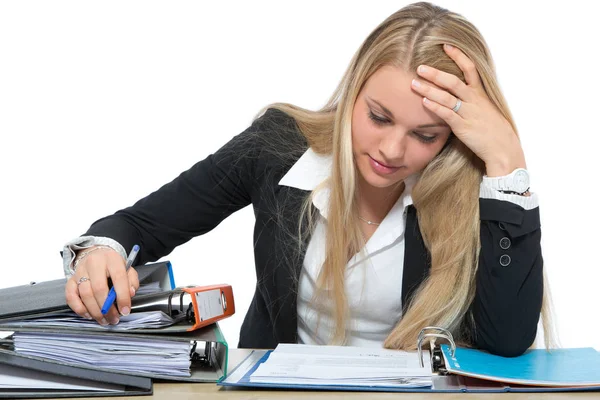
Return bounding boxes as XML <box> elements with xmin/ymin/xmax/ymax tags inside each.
<box><xmin>250</xmin><ymin>343</ymin><xmax>432</xmax><ymax>388</ymax></box>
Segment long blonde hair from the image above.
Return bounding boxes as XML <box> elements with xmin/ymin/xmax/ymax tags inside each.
<box><xmin>253</xmin><ymin>1</ymin><xmax>556</xmax><ymax>350</ymax></box>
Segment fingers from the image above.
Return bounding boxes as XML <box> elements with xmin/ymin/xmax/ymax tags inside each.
<box><xmin>128</xmin><ymin>267</ymin><xmax>140</xmax><ymax>297</ymax></box>
<box><xmin>77</xmin><ymin>265</ymin><xmax>110</xmax><ymax>326</ymax></box>
<box><xmin>416</xmin><ymin>64</ymin><xmax>471</xmax><ymax>102</ymax></box>
<box><xmin>69</xmin><ymin>248</ymin><xmax>127</xmax><ymax>326</ymax></box>
<box><xmin>65</xmin><ymin>247</ymin><xmax>141</xmax><ymax>327</ymax></box>
<box><xmin>411</xmin><ymin>78</ymin><xmax>468</xmax><ymax>117</ymax></box>
<box><xmin>415</xmin><ymin>42</ymin><xmax>484</xmax><ymax>103</ymax></box>
<box><xmin>96</xmin><ymin>251</ymin><xmax>128</xmax><ymax>324</ymax></box>
<box><xmin>422</xmin><ymin>97</ymin><xmax>463</xmax><ymax>129</ymax></box>
<box><xmin>65</xmin><ymin>277</ymin><xmax>92</xmax><ymax>320</ymax></box>
<box><xmin>412</xmin><ymin>43</ymin><xmax>485</xmax><ymax>125</ymax></box>
<box><xmin>107</xmin><ymin>262</ymin><xmax>138</xmax><ymax>317</ymax></box>
<box><xmin>443</xmin><ymin>44</ymin><xmax>483</xmax><ymax>89</ymax></box>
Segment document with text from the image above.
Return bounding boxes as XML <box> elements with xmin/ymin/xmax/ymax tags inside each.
<box><xmin>249</xmin><ymin>343</ymin><xmax>432</xmax><ymax>388</ymax></box>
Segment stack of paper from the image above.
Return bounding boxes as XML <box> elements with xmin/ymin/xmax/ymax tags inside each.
<box><xmin>1</xmin><ymin>311</ymin><xmax>176</xmax><ymax>331</ymax></box>
<box><xmin>250</xmin><ymin>344</ymin><xmax>432</xmax><ymax>388</ymax></box>
<box><xmin>134</xmin><ymin>281</ymin><xmax>162</xmax><ymax>295</ymax></box>
<box><xmin>13</xmin><ymin>331</ymin><xmax>193</xmax><ymax>377</ymax></box>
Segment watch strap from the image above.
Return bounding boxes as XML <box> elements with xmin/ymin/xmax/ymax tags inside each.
<box><xmin>482</xmin><ymin>168</ymin><xmax>530</xmax><ymax>194</ymax></box>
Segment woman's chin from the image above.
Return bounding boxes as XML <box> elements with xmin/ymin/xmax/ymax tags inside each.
<box><xmin>359</xmin><ymin>169</ymin><xmax>406</xmax><ymax>190</ymax></box>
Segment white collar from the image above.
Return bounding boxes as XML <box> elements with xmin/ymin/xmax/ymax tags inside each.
<box><xmin>278</xmin><ymin>148</ymin><xmax>332</xmax><ymax>192</ymax></box>
<box><xmin>278</xmin><ymin>148</ymin><xmax>419</xmax><ymax>219</ymax></box>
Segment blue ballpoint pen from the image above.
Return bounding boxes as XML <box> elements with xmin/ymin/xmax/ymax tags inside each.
<box><xmin>101</xmin><ymin>244</ymin><xmax>140</xmax><ymax>315</ymax></box>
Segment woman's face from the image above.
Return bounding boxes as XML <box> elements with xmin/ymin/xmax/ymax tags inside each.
<box><xmin>351</xmin><ymin>65</ymin><xmax>452</xmax><ymax>193</ymax></box>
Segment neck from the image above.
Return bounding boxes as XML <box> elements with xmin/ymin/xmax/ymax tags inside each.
<box><xmin>356</xmin><ymin>175</ymin><xmax>406</xmax><ymax>223</ymax></box>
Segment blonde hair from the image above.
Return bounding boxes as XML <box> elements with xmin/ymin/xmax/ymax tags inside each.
<box><xmin>253</xmin><ymin>1</ymin><xmax>556</xmax><ymax>350</ymax></box>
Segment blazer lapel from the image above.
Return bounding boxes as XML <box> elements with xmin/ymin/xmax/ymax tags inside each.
<box><xmin>401</xmin><ymin>205</ymin><xmax>431</xmax><ymax>312</ymax></box>
<box><xmin>269</xmin><ymin>185</ymin><xmax>316</xmax><ymax>343</ymax></box>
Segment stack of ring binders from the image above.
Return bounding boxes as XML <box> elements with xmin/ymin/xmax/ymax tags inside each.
<box><xmin>0</xmin><ymin>261</ymin><xmax>235</xmax><ymax>385</ymax></box>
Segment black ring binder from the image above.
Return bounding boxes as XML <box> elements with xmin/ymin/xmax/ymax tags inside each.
<box><xmin>189</xmin><ymin>340</ymin><xmax>214</xmax><ymax>368</ymax></box>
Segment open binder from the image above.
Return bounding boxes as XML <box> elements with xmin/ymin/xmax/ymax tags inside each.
<box><xmin>0</xmin><ymin>261</ymin><xmax>233</xmax><ymax>384</ymax></box>
<box><xmin>0</xmin><ymin>261</ymin><xmax>176</xmax><ymax>324</ymax></box>
<box><xmin>0</xmin><ymin>261</ymin><xmax>235</xmax><ymax>334</ymax></box>
<box><xmin>219</xmin><ymin>327</ymin><xmax>600</xmax><ymax>393</ymax></box>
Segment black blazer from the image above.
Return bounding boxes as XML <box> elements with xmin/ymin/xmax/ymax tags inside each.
<box><xmin>84</xmin><ymin>108</ymin><xmax>543</xmax><ymax>357</ymax></box>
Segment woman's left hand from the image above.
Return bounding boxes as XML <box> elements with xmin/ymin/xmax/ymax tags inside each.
<box><xmin>410</xmin><ymin>43</ymin><xmax>526</xmax><ymax>176</ymax></box>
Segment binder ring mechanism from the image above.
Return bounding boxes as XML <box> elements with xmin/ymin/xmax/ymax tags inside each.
<box><xmin>167</xmin><ymin>287</ymin><xmax>196</xmax><ymax>324</ymax></box>
<box><xmin>417</xmin><ymin>326</ymin><xmax>456</xmax><ymax>370</ymax></box>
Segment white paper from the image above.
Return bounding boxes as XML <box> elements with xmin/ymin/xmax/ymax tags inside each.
<box><xmin>249</xmin><ymin>343</ymin><xmax>432</xmax><ymax>388</ymax></box>
<box><xmin>195</xmin><ymin>289</ymin><xmax>223</xmax><ymax>321</ymax></box>
<box><xmin>13</xmin><ymin>332</ymin><xmax>193</xmax><ymax>377</ymax></box>
<box><xmin>0</xmin><ymin>311</ymin><xmax>176</xmax><ymax>331</ymax></box>
<box><xmin>0</xmin><ymin>331</ymin><xmax>13</xmax><ymax>340</ymax></box>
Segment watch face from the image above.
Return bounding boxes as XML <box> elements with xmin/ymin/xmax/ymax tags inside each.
<box><xmin>513</xmin><ymin>169</ymin><xmax>530</xmax><ymax>193</ymax></box>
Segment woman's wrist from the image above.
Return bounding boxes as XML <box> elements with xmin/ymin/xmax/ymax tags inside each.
<box><xmin>484</xmin><ymin>145</ymin><xmax>526</xmax><ymax>177</ymax></box>
<box><xmin>73</xmin><ymin>245</ymin><xmax>112</xmax><ymax>271</ymax></box>
<box><xmin>63</xmin><ymin>236</ymin><xmax>129</xmax><ymax>278</ymax></box>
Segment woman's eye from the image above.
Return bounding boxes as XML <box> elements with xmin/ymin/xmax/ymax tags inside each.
<box><xmin>414</xmin><ymin>133</ymin><xmax>438</xmax><ymax>143</ymax></box>
<box><xmin>368</xmin><ymin>110</ymin><xmax>438</xmax><ymax>144</ymax></box>
<box><xmin>368</xmin><ymin>111</ymin><xmax>388</xmax><ymax>125</ymax></box>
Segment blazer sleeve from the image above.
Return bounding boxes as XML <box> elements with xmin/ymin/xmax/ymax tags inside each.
<box><xmin>470</xmin><ymin>197</ymin><xmax>543</xmax><ymax>357</ymax></box>
<box><xmin>81</xmin><ymin>111</ymin><xmax>273</xmax><ymax>266</ymax></box>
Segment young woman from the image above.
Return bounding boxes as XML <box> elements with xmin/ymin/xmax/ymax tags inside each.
<box><xmin>63</xmin><ymin>2</ymin><xmax>553</xmax><ymax>356</ymax></box>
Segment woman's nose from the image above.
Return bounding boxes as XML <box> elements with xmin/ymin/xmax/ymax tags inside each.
<box><xmin>379</xmin><ymin>130</ymin><xmax>408</xmax><ymax>163</ymax></box>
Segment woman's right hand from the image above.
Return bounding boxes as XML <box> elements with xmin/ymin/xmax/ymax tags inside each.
<box><xmin>65</xmin><ymin>246</ymin><xmax>140</xmax><ymax>326</ymax></box>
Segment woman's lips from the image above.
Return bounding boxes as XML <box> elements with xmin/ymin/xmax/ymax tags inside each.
<box><xmin>368</xmin><ymin>156</ymin><xmax>402</xmax><ymax>175</ymax></box>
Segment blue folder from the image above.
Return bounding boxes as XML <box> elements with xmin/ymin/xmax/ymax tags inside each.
<box><xmin>218</xmin><ymin>346</ymin><xmax>600</xmax><ymax>393</ymax></box>
<box><xmin>441</xmin><ymin>345</ymin><xmax>600</xmax><ymax>387</ymax></box>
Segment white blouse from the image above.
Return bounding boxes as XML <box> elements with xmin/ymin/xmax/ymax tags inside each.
<box><xmin>278</xmin><ymin>148</ymin><xmax>539</xmax><ymax>348</ymax></box>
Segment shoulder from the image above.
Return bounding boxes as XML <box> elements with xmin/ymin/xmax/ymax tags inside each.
<box><xmin>256</xmin><ymin>107</ymin><xmax>299</xmax><ymax>129</ymax></box>
<box><xmin>249</xmin><ymin>108</ymin><xmax>309</xmax><ymax>172</ymax></box>
<box><xmin>253</xmin><ymin>108</ymin><xmax>307</xmax><ymax>146</ymax></box>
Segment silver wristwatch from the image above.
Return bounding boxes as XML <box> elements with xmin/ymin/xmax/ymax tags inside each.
<box><xmin>482</xmin><ymin>168</ymin><xmax>530</xmax><ymax>195</ymax></box>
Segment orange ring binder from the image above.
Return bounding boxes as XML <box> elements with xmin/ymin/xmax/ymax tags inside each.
<box><xmin>181</xmin><ymin>284</ymin><xmax>235</xmax><ymax>331</ymax></box>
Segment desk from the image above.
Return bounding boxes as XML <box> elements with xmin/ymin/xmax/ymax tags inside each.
<box><xmin>58</xmin><ymin>349</ymin><xmax>599</xmax><ymax>400</ymax></box>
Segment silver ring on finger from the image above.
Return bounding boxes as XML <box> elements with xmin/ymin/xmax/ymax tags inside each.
<box><xmin>452</xmin><ymin>98</ymin><xmax>462</xmax><ymax>113</ymax></box>
<box><xmin>77</xmin><ymin>276</ymin><xmax>90</xmax><ymax>287</ymax></box>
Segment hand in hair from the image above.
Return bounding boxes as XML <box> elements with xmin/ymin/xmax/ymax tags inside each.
<box><xmin>411</xmin><ymin>43</ymin><xmax>526</xmax><ymax>177</ymax></box>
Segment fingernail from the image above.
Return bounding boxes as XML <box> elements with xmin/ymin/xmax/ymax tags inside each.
<box><xmin>121</xmin><ymin>307</ymin><xmax>130</xmax><ymax>316</ymax></box>
<box><xmin>84</xmin><ymin>313</ymin><xmax>92</xmax><ymax>320</ymax></box>
<box><xmin>130</xmin><ymin>286</ymin><xmax>136</xmax><ymax>297</ymax></box>
<box><xmin>423</xmin><ymin>97</ymin><xmax>431</xmax><ymax>105</ymax></box>
<box><xmin>445</xmin><ymin>44</ymin><xmax>453</xmax><ymax>51</ymax></box>
<box><xmin>110</xmin><ymin>316</ymin><xmax>120</xmax><ymax>325</ymax></box>
<box><xmin>418</xmin><ymin>65</ymin><xmax>427</xmax><ymax>74</ymax></box>
<box><xmin>100</xmin><ymin>318</ymin><xmax>109</xmax><ymax>326</ymax></box>
<box><xmin>411</xmin><ymin>79</ymin><xmax>420</xmax><ymax>88</ymax></box>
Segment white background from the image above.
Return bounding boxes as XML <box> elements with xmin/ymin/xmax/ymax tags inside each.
<box><xmin>0</xmin><ymin>1</ymin><xmax>598</xmax><ymax>350</ymax></box>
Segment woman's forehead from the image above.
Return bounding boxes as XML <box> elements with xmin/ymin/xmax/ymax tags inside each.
<box><xmin>363</xmin><ymin>65</ymin><xmax>448</xmax><ymax>128</ymax></box>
